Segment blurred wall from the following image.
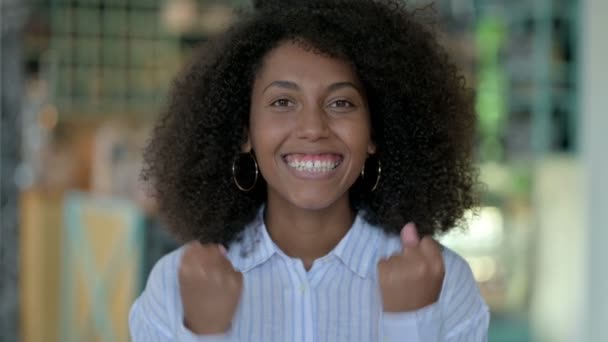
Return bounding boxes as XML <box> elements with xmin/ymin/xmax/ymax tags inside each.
<box><xmin>0</xmin><ymin>1</ymin><xmax>27</xmax><ymax>341</ymax></box>
<box><xmin>579</xmin><ymin>0</ymin><xmax>608</xmax><ymax>340</ymax></box>
<box><xmin>530</xmin><ymin>157</ymin><xmax>584</xmax><ymax>342</ymax></box>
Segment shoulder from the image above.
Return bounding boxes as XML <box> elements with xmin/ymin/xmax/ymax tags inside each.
<box><xmin>144</xmin><ymin>246</ymin><xmax>185</xmax><ymax>297</ymax></box>
<box><xmin>439</xmin><ymin>247</ymin><xmax>483</xmax><ymax>301</ymax></box>
<box><xmin>130</xmin><ymin>246</ymin><xmax>187</xmax><ymax>336</ymax></box>
<box><xmin>438</xmin><ymin>247</ymin><xmax>489</xmax><ymax>332</ymax></box>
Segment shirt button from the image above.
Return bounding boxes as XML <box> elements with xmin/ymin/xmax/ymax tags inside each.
<box><xmin>299</xmin><ymin>284</ymin><xmax>306</xmax><ymax>293</ymax></box>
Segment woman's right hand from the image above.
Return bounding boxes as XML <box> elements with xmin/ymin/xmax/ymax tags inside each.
<box><xmin>179</xmin><ymin>241</ymin><xmax>243</xmax><ymax>335</ymax></box>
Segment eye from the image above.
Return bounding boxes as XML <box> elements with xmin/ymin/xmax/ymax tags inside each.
<box><xmin>270</xmin><ymin>98</ymin><xmax>295</xmax><ymax>107</ymax></box>
<box><xmin>329</xmin><ymin>99</ymin><xmax>355</xmax><ymax>108</ymax></box>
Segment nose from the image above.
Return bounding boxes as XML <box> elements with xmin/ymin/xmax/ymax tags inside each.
<box><xmin>295</xmin><ymin>105</ymin><xmax>330</xmax><ymax>141</ymax></box>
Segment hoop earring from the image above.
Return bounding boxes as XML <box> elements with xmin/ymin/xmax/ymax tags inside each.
<box><xmin>361</xmin><ymin>158</ymin><xmax>381</xmax><ymax>192</ymax></box>
<box><xmin>232</xmin><ymin>153</ymin><xmax>258</xmax><ymax>192</ymax></box>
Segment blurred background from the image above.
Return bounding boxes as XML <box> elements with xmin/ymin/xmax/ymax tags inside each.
<box><xmin>0</xmin><ymin>0</ymin><xmax>606</xmax><ymax>341</ymax></box>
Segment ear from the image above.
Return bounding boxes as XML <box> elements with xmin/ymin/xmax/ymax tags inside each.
<box><xmin>241</xmin><ymin>130</ymin><xmax>252</xmax><ymax>153</ymax></box>
<box><xmin>367</xmin><ymin>141</ymin><xmax>377</xmax><ymax>155</ymax></box>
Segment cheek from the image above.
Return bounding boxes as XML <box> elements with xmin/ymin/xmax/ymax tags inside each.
<box><xmin>249</xmin><ymin>111</ymin><xmax>272</xmax><ymax>147</ymax></box>
<box><xmin>249</xmin><ymin>115</ymin><xmax>288</xmax><ymax>171</ymax></box>
<box><xmin>334</xmin><ymin>120</ymin><xmax>372</xmax><ymax>156</ymax></box>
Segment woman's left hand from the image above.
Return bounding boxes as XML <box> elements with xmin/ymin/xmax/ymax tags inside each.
<box><xmin>377</xmin><ymin>223</ymin><xmax>445</xmax><ymax>312</ymax></box>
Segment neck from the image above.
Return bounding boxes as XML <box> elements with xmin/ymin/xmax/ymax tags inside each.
<box><xmin>264</xmin><ymin>194</ymin><xmax>355</xmax><ymax>270</ymax></box>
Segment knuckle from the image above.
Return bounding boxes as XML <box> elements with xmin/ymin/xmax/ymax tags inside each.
<box><xmin>433</xmin><ymin>259</ymin><xmax>445</xmax><ymax>273</ymax></box>
<box><xmin>178</xmin><ymin>262</ymin><xmax>195</xmax><ymax>280</ymax></box>
<box><xmin>377</xmin><ymin>265</ymin><xmax>391</xmax><ymax>283</ymax></box>
<box><xmin>414</xmin><ymin>263</ymin><xmax>428</xmax><ymax>277</ymax></box>
<box><xmin>420</xmin><ymin>237</ymin><xmax>437</xmax><ymax>250</ymax></box>
<box><xmin>377</xmin><ymin>259</ymin><xmax>388</xmax><ymax>272</ymax></box>
<box><xmin>231</xmin><ymin>272</ymin><xmax>244</xmax><ymax>288</ymax></box>
<box><xmin>187</xmin><ymin>240</ymin><xmax>204</xmax><ymax>253</ymax></box>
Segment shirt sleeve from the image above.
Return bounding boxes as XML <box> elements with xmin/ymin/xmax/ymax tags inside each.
<box><xmin>380</xmin><ymin>248</ymin><xmax>490</xmax><ymax>342</ymax></box>
<box><xmin>381</xmin><ymin>302</ymin><xmax>442</xmax><ymax>341</ymax></box>
<box><xmin>176</xmin><ymin>322</ymin><xmax>234</xmax><ymax>342</ymax></box>
<box><xmin>129</xmin><ymin>250</ymin><xmax>176</xmax><ymax>342</ymax></box>
<box><xmin>128</xmin><ymin>248</ymin><xmax>238</xmax><ymax>342</ymax></box>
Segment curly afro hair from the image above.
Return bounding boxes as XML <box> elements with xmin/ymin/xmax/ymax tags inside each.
<box><xmin>143</xmin><ymin>0</ymin><xmax>479</xmax><ymax>244</ymax></box>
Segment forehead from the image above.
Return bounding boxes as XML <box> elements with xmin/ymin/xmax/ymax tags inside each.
<box><xmin>255</xmin><ymin>41</ymin><xmax>359</xmax><ymax>84</ymax></box>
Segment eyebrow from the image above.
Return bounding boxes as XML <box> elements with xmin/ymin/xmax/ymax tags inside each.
<box><xmin>263</xmin><ymin>80</ymin><xmax>299</xmax><ymax>93</ymax></box>
<box><xmin>262</xmin><ymin>80</ymin><xmax>363</xmax><ymax>95</ymax></box>
<box><xmin>327</xmin><ymin>81</ymin><xmax>362</xmax><ymax>94</ymax></box>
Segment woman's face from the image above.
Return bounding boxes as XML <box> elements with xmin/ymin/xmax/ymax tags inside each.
<box><xmin>246</xmin><ymin>41</ymin><xmax>375</xmax><ymax>211</ymax></box>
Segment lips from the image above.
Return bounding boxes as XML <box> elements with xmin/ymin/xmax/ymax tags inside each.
<box><xmin>282</xmin><ymin>153</ymin><xmax>343</xmax><ymax>173</ymax></box>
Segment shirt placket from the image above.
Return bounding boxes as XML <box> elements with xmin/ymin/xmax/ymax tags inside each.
<box><xmin>287</xmin><ymin>258</ymin><xmax>316</xmax><ymax>342</ymax></box>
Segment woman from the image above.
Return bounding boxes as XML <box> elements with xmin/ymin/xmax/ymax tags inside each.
<box><xmin>130</xmin><ymin>1</ymin><xmax>489</xmax><ymax>341</ymax></box>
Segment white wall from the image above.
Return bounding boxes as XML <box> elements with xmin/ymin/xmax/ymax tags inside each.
<box><xmin>530</xmin><ymin>157</ymin><xmax>584</xmax><ymax>342</ymax></box>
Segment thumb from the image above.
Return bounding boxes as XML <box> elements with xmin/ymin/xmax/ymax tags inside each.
<box><xmin>401</xmin><ymin>222</ymin><xmax>420</xmax><ymax>250</ymax></box>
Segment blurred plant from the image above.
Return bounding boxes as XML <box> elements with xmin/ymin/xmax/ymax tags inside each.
<box><xmin>476</xmin><ymin>15</ymin><xmax>507</xmax><ymax>162</ymax></box>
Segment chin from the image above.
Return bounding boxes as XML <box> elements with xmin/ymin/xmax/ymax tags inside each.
<box><xmin>285</xmin><ymin>190</ymin><xmax>345</xmax><ymax>211</ymax></box>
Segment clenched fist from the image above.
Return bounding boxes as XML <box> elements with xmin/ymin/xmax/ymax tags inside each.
<box><xmin>179</xmin><ymin>242</ymin><xmax>243</xmax><ymax>335</ymax></box>
<box><xmin>377</xmin><ymin>223</ymin><xmax>445</xmax><ymax>312</ymax></box>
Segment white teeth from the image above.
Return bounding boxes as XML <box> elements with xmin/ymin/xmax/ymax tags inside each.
<box><xmin>286</xmin><ymin>159</ymin><xmax>340</xmax><ymax>173</ymax></box>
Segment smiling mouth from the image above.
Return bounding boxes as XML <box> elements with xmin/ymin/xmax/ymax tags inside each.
<box><xmin>282</xmin><ymin>153</ymin><xmax>343</xmax><ymax>173</ymax></box>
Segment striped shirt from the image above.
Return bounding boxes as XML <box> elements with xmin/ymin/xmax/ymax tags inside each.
<box><xmin>129</xmin><ymin>211</ymin><xmax>489</xmax><ymax>341</ymax></box>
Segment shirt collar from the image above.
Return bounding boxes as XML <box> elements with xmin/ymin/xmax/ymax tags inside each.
<box><xmin>228</xmin><ymin>207</ymin><xmax>277</xmax><ymax>273</ymax></box>
<box><xmin>332</xmin><ymin>213</ymin><xmax>383</xmax><ymax>278</ymax></box>
<box><xmin>228</xmin><ymin>207</ymin><xmax>383</xmax><ymax>279</ymax></box>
